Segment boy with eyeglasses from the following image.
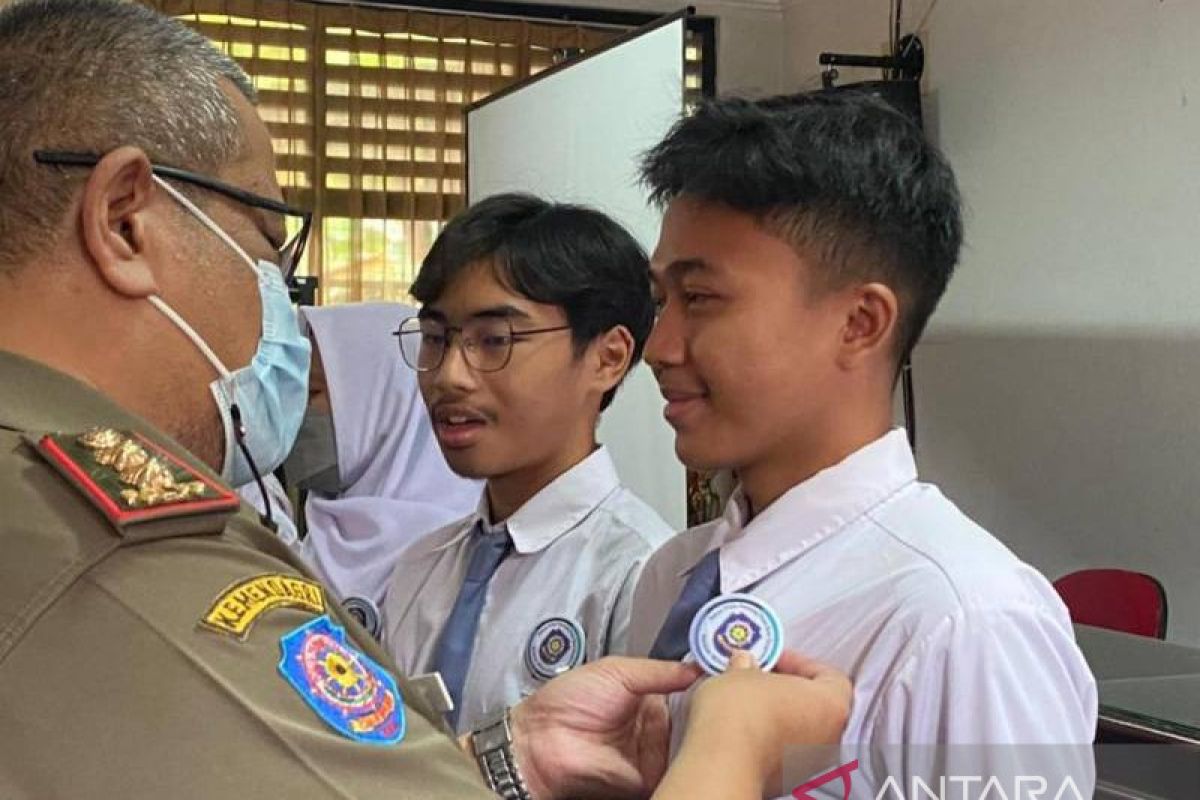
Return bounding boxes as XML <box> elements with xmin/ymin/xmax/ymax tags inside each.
<box><xmin>380</xmin><ymin>192</ymin><xmax>674</xmax><ymax>733</ymax></box>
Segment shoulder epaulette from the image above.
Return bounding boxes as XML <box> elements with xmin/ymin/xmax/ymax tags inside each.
<box><xmin>29</xmin><ymin>428</ymin><xmax>239</xmax><ymax>533</ymax></box>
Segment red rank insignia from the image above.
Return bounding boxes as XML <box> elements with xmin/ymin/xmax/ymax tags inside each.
<box><xmin>32</xmin><ymin>428</ymin><xmax>239</xmax><ymax>529</ymax></box>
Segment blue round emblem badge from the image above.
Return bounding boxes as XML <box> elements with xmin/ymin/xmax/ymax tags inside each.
<box><xmin>525</xmin><ymin>617</ymin><xmax>586</xmax><ymax>681</ymax></box>
<box><xmin>688</xmin><ymin>593</ymin><xmax>784</xmax><ymax>676</ymax></box>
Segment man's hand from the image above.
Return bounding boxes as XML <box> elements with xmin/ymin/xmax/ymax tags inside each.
<box><xmin>679</xmin><ymin>650</ymin><xmax>852</xmax><ymax>797</ymax></box>
<box><xmin>510</xmin><ymin>656</ymin><xmax>702</xmax><ymax>800</ymax></box>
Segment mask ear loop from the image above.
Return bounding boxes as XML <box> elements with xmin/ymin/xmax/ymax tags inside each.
<box><xmin>153</xmin><ymin>177</ymin><xmax>257</xmax><ymax>270</ymax></box>
<box><xmin>149</xmin><ymin>177</ymin><xmax>275</xmax><ymax>529</ymax></box>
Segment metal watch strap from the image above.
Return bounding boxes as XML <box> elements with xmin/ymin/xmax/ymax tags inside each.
<box><xmin>471</xmin><ymin>708</ymin><xmax>533</xmax><ymax>800</ymax></box>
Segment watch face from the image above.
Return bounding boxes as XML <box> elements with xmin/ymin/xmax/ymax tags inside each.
<box><xmin>525</xmin><ymin>617</ymin><xmax>585</xmax><ymax>681</ymax></box>
<box><xmin>473</xmin><ymin>712</ymin><xmax>512</xmax><ymax>750</ymax></box>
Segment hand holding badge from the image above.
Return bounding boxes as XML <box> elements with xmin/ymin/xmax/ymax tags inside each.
<box><xmin>688</xmin><ymin>592</ymin><xmax>784</xmax><ymax>675</ymax></box>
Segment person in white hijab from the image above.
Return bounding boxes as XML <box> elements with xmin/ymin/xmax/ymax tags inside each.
<box><xmin>283</xmin><ymin>302</ymin><xmax>482</xmax><ymax>619</ymax></box>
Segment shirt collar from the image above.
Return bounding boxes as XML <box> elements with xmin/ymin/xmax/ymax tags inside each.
<box><xmin>678</xmin><ymin>429</ymin><xmax>917</xmax><ymax>592</ymax></box>
<box><xmin>441</xmin><ymin>446</ymin><xmax>622</xmax><ymax>555</ymax></box>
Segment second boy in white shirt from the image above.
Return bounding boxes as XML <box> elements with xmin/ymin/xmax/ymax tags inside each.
<box><xmin>382</xmin><ymin>193</ymin><xmax>673</xmax><ymax>733</ymax></box>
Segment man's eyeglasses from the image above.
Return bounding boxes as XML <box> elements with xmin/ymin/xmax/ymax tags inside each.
<box><xmin>33</xmin><ymin>150</ymin><xmax>313</xmax><ymax>281</ymax></box>
<box><xmin>394</xmin><ymin>315</ymin><xmax>571</xmax><ymax>373</ymax></box>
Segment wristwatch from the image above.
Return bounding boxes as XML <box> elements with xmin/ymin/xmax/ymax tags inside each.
<box><xmin>470</xmin><ymin>708</ymin><xmax>534</xmax><ymax>800</ymax></box>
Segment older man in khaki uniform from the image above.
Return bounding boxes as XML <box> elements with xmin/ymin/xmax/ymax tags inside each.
<box><xmin>0</xmin><ymin>350</ymin><xmax>504</xmax><ymax>797</ymax></box>
<box><xmin>0</xmin><ymin>2</ymin><xmax>855</xmax><ymax>799</ymax></box>
<box><xmin>0</xmin><ymin>1</ymin><xmax>720</xmax><ymax>797</ymax></box>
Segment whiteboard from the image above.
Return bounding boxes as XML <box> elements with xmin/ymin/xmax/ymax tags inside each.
<box><xmin>466</xmin><ymin>16</ymin><xmax>687</xmax><ymax>530</ymax></box>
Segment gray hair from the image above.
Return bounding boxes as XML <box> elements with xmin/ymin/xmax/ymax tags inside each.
<box><xmin>0</xmin><ymin>0</ymin><xmax>257</xmax><ymax>269</ymax></box>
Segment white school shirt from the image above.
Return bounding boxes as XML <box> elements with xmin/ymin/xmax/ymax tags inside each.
<box><xmin>627</xmin><ymin>430</ymin><xmax>1098</xmax><ymax>798</ymax></box>
<box><xmin>382</xmin><ymin>446</ymin><xmax>674</xmax><ymax>733</ymax></box>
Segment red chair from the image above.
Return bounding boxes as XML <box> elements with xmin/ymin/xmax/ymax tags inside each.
<box><xmin>1053</xmin><ymin>569</ymin><xmax>1168</xmax><ymax>639</ymax></box>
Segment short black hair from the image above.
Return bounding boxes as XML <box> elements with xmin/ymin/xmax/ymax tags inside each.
<box><xmin>640</xmin><ymin>91</ymin><xmax>963</xmax><ymax>362</ymax></box>
<box><xmin>411</xmin><ymin>192</ymin><xmax>654</xmax><ymax>411</ymax></box>
<box><xmin>0</xmin><ymin>0</ymin><xmax>254</xmax><ymax>271</ymax></box>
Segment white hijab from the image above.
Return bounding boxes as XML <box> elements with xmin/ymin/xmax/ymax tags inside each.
<box><xmin>298</xmin><ymin>302</ymin><xmax>482</xmax><ymax>604</ymax></box>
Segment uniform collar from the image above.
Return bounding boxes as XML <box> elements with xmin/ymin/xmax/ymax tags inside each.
<box><xmin>0</xmin><ymin>350</ymin><xmax>219</xmax><ymax>477</ymax></box>
<box><xmin>0</xmin><ymin>349</ymin><xmax>144</xmax><ymax>434</ymax></box>
<box><xmin>0</xmin><ymin>349</ymin><xmax>240</xmax><ymax>540</ymax></box>
<box><xmin>680</xmin><ymin>429</ymin><xmax>918</xmax><ymax>593</ymax></box>
<box><xmin>0</xmin><ymin>350</ymin><xmax>211</xmax><ymax>474</ymax></box>
<box><xmin>444</xmin><ymin>446</ymin><xmax>621</xmax><ymax>555</ymax></box>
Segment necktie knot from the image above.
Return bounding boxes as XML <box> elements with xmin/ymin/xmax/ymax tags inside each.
<box><xmin>464</xmin><ymin>527</ymin><xmax>512</xmax><ymax>583</ymax></box>
<box><xmin>648</xmin><ymin>547</ymin><xmax>722</xmax><ymax>661</ymax></box>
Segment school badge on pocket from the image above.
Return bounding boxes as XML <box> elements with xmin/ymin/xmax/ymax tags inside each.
<box><xmin>525</xmin><ymin>617</ymin><xmax>585</xmax><ymax>681</ymax></box>
<box><xmin>278</xmin><ymin>615</ymin><xmax>406</xmax><ymax>745</ymax></box>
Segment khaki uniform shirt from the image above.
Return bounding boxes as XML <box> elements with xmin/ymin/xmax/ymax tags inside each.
<box><xmin>0</xmin><ymin>350</ymin><xmax>494</xmax><ymax>799</ymax></box>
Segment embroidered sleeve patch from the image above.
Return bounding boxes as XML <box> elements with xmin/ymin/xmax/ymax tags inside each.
<box><xmin>201</xmin><ymin>573</ymin><xmax>327</xmax><ymax>640</ymax></box>
<box><xmin>33</xmin><ymin>428</ymin><xmax>238</xmax><ymax>528</ymax></box>
<box><xmin>278</xmin><ymin>615</ymin><xmax>406</xmax><ymax>746</ymax></box>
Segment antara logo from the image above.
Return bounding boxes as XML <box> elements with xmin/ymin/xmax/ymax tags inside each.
<box><xmin>790</xmin><ymin>761</ymin><xmax>1087</xmax><ymax>800</ymax></box>
<box><xmin>791</xmin><ymin>759</ymin><xmax>859</xmax><ymax>800</ymax></box>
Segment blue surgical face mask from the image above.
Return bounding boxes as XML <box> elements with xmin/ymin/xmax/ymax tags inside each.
<box><xmin>149</xmin><ymin>177</ymin><xmax>312</xmax><ymax>489</ymax></box>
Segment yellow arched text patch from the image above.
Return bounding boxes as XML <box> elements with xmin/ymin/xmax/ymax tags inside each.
<box><xmin>201</xmin><ymin>573</ymin><xmax>326</xmax><ymax>640</ymax></box>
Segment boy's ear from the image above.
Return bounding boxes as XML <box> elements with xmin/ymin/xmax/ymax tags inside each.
<box><xmin>591</xmin><ymin>324</ymin><xmax>635</xmax><ymax>395</ymax></box>
<box><xmin>835</xmin><ymin>282</ymin><xmax>899</xmax><ymax>370</ymax></box>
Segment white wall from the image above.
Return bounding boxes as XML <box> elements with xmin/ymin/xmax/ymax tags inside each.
<box><xmin>694</xmin><ymin>0</ymin><xmax>785</xmax><ymax>96</ymax></box>
<box><xmin>784</xmin><ymin>0</ymin><xmax>1200</xmax><ymax>643</ymax></box>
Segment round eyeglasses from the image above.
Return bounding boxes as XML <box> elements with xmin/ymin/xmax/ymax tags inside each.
<box><xmin>393</xmin><ymin>315</ymin><xmax>571</xmax><ymax>373</ymax></box>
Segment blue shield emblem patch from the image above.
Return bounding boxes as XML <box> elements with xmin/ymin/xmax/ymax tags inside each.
<box><xmin>278</xmin><ymin>615</ymin><xmax>406</xmax><ymax>745</ymax></box>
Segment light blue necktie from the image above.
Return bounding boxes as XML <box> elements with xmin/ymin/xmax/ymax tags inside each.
<box><xmin>432</xmin><ymin>522</ymin><xmax>513</xmax><ymax>729</ymax></box>
<box><xmin>648</xmin><ymin>548</ymin><xmax>722</xmax><ymax>661</ymax></box>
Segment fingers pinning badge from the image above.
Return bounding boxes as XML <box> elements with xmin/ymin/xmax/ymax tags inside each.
<box><xmin>342</xmin><ymin>596</ymin><xmax>382</xmax><ymax>642</ymax></box>
<box><xmin>525</xmin><ymin>617</ymin><xmax>585</xmax><ymax>681</ymax></box>
<box><xmin>689</xmin><ymin>593</ymin><xmax>784</xmax><ymax>676</ymax></box>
